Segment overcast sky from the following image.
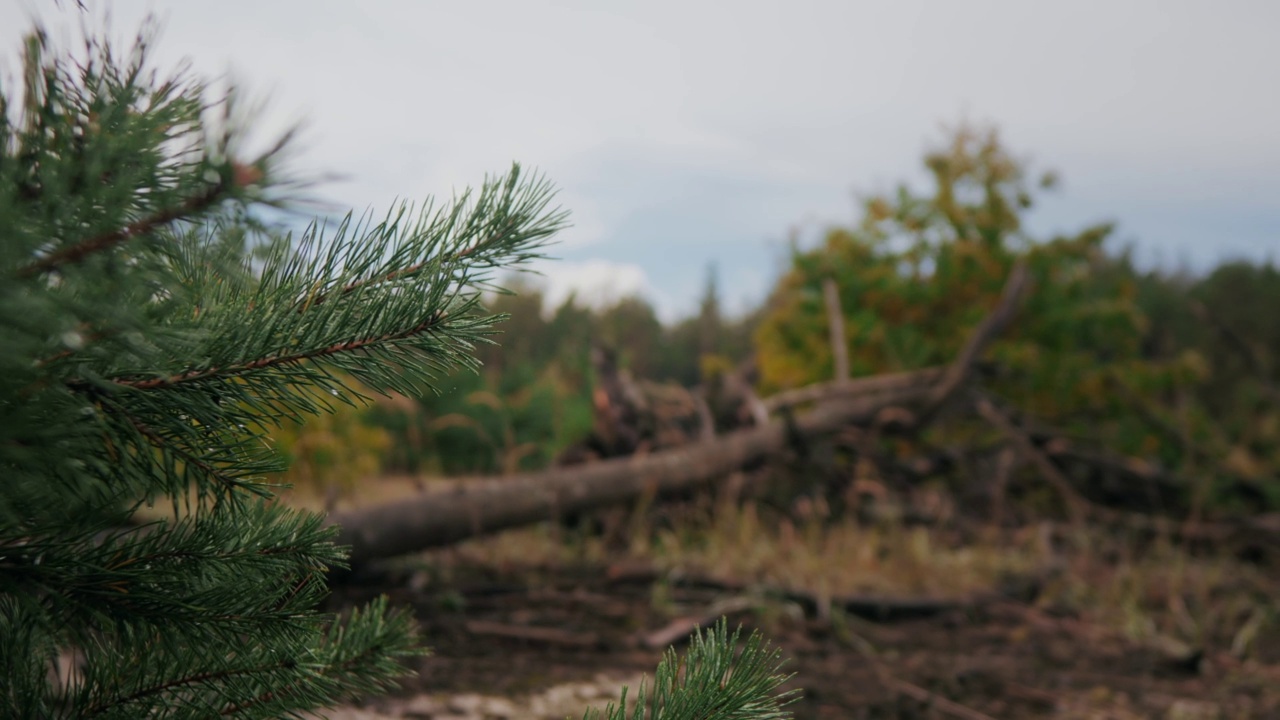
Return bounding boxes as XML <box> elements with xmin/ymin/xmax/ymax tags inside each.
<box><xmin>4</xmin><ymin>1</ymin><xmax>1278</xmax><ymax>320</ymax></box>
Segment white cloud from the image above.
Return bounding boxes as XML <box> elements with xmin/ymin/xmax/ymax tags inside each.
<box><xmin>525</xmin><ymin>259</ymin><xmax>661</xmax><ymax>317</ymax></box>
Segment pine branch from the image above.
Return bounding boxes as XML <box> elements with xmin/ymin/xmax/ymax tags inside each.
<box><xmin>583</xmin><ymin>619</ymin><xmax>797</xmax><ymax>720</ymax></box>
<box><xmin>16</xmin><ymin>179</ymin><xmax>228</xmax><ymax>279</ymax></box>
<box><xmin>114</xmin><ymin>402</ymin><xmax>265</xmax><ymax>496</ymax></box>
<box><xmin>108</xmin><ymin>309</ymin><xmax>449</xmax><ymax>391</ymax></box>
<box><xmin>221</xmin><ymin>597</ymin><xmax>424</xmax><ymax>717</ymax></box>
<box><xmin>65</xmin><ymin>388</ymin><xmax>283</xmax><ymax>508</ymax></box>
<box><xmin>296</xmin><ymin>217</ymin><xmax>515</xmax><ymax>313</ymax></box>
<box><xmin>5</xmin><ymin>504</ymin><xmax>343</xmax><ymax>637</ymax></box>
<box><xmin>84</xmin><ymin>658</ymin><xmax>297</xmax><ymax>718</ymax></box>
<box><xmin>288</xmin><ymin>167</ymin><xmax>564</xmax><ymax>311</ymax></box>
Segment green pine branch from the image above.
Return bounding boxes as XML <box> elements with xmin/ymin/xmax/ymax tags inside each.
<box><xmin>583</xmin><ymin>619</ymin><xmax>798</xmax><ymax>720</ymax></box>
<box><xmin>17</xmin><ymin>177</ymin><xmax>229</xmax><ymax>278</ymax></box>
<box><xmin>0</xmin><ymin>19</ymin><xmax>554</xmax><ymax>719</ymax></box>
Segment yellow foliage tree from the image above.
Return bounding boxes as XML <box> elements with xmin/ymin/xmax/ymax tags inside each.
<box><xmin>755</xmin><ymin>124</ymin><xmax>1195</xmax><ymax>460</ymax></box>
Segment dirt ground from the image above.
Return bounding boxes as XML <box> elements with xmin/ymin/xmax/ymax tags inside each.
<box><xmin>328</xmin><ymin>555</ymin><xmax>1280</xmax><ymax>720</ymax></box>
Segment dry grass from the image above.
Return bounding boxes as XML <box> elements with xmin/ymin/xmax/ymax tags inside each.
<box><xmin>424</xmin><ymin>492</ymin><xmax>1278</xmax><ymax>663</ymax></box>
<box><xmin>161</xmin><ymin>471</ymin><xmax>1275</xmax><ymax>664</ymax></box>
<box><xmin>438</xmin><ymin>495</ymin><xmax>1044</xmax><ymax>599</ymax></box>
<box><xmin>645</xmin><ymin>501</ymin><xmax>1042</xmax><ymax>598</ymax></box>
<box><xmin>1040</xmin><ymin>532</ymin><xmax>1278</xmax><ymax>657</ymax></box>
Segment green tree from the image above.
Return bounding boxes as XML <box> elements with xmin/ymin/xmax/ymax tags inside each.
<box><xmin>597</xmin><ymin>295</ymin><xmax>665</xmax><ymax>377</ymax></box>
<box><xmin>0</xmin><ymin>24</ymin><xmax>564</xmax><ymax>717</ymax></box>
<box><xmin>697</xmin><ymin>263</ymin><xmax>723</xmax><ymax>359</ymax></box>
<box><xmin>1131</xmin><ymin>259</ymin><xmax>1280</xmax><ymax>495</ymax></box>
<box><xmin>651</xmin><ymin>267</ymin><xmax>760</xmax><ymax>387</ymax></box>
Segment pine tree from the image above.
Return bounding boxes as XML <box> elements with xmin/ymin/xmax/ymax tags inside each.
<box><xmin>0</xmin><ymin>22</ymin><xmax>564</xmax><ymax>717</ymax></box>
<box><xmin>1</xmin><ymin>19</ymin><xmax>798</xmax><ymax>720</ymax></box>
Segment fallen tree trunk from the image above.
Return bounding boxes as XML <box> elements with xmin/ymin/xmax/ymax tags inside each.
<box><xmin>331</xmin><ymin>381</ymin><xmax>939</xmax><ymax>567</ymax></box>
<box><xmin>329</xmin><ymin>263</ymin><xmax>1030</xmax><ymax>569</ymax></box>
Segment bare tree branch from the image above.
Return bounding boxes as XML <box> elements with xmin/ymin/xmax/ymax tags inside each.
<box><xmin>823</xmin><ymin>277</ymin><xmax>849</xmax><ymax>381</ymax></box>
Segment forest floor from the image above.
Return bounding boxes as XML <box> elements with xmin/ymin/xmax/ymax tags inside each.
<box><xmin>324</xmin><ymin>515</ymin><xmax>1280</xmax><ymax>720</ymax></box>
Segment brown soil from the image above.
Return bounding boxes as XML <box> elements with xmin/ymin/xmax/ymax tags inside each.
<box><xmin>330</xmin><ymin>559</ymin><xmax>1280</xmax><ymax>720</ymax></box>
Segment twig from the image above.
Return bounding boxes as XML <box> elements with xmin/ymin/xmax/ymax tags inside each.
<box><xmin>635</xmin><ymin>597</ymin><xmax>755</xmax><ymax>650</ymax></box>
<box><xmin>975</xmin><ymin>420</ymin><xmax>1280</xmax><ymax>550</ymax></box>
<box><xmin>890</xmin><ymin>676</ymin><xmax>1001</xmax><ymax>720</ymax></box>
<box><xmin>914</xmin><ymin>260</ymin><xmax>1030</xmax><ymax>426</ymax></box>
<box><xmin>990</xmin><ymin>445</ymin><xmax>1019</xmax><ymax>526</ymax></box>
<box><xmin>621</xmin><ymin>568</ymin><xmax>978</xmax><ymax>622</ymax></box>
<box><xmin>974</xmin><ymin>394</ymin><xmax>1086</xmax><ymax>527</ymax></box>
<box><xmin>464</xmin><ymin>620</ymin><xmax>600</xmax><ymax>648</ymax></box>
<box><xmin>832</xmin><ymin>617</ymin><xmax>999</xmax><ymax>720</ymax></box>
<box><xmin>693</xmin><ymin>392</ymin><xmax>716</xmax><ymax>442</ymax></box>
<box><xmin>823</xmin><ymin>277</ymin><xmax>849</xmax><ymax>381</ymax></box>
<box><xmin>997</xmin><ymin>601</ymin><xmax>1203</xmax><ymax>673</ymax></box>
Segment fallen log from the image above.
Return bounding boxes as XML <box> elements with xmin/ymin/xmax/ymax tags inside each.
<box><xmin>328</xmin><ymin>263</ymin><xmax>1030</xmax><ymax>569</ymax></box>
<box><xmin>331</xmin><ymin>381</ymin><xmax>940</xmax><ymax>567</ymax></box>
